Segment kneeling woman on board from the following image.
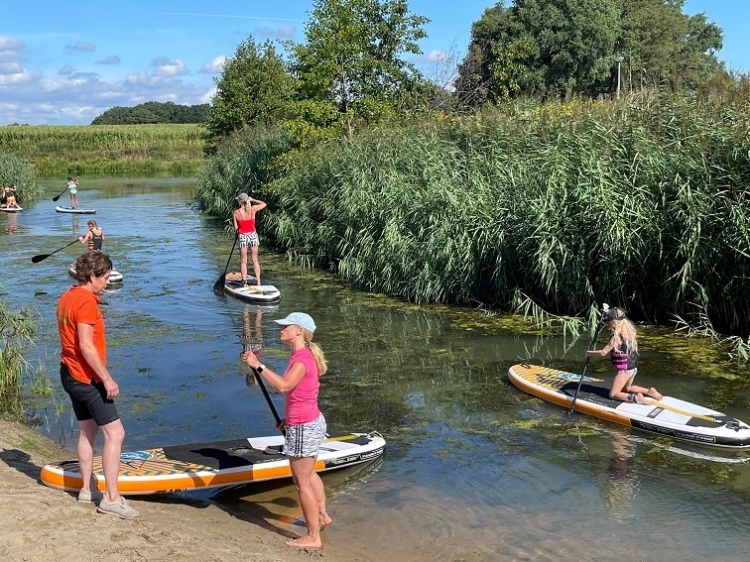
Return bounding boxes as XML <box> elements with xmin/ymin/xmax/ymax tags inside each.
<box><xmin>586</xmin><ymin>307</ymin><xmax>663</xmax><ymax>404</ymax></box>
<box><xmin>241</xmin><ymin>312</ymin><xmax>331</xmax><ymax>549</ymax></box>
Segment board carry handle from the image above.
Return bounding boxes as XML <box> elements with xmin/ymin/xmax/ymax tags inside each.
<box><xmin>568</xmin><ymin>303</ymin><xmax>610</xmax><ymax>414</ymax></box>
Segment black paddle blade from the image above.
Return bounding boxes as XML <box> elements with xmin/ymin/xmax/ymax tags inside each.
<box><xmin>31</xmin><ymin>254</ymin><xmax>51</xmax><ymax>263</ymax></box>
<box><xmin>212</xmin><ymin>273</ymin><xmax>227</xmax><ymax>292</ymax></box>
<box><xmin>52</xmin><ymin>187</ymin><xmax>68</xmax><ymax>202</ymax></box>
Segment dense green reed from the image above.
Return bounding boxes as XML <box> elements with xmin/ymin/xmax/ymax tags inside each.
<box><xmin>0</xmin><ymin>300</ymin><xmax>36</xmax><ymax>420</ymax></box>
<box><xmin>197</xmin><ymin>91</ymin><xmax>750</xmax><ymax>337</ymax></box>
<box><xmin>0</xmin><ymin>150</ymin><xmax>42</xmax><ymax>203</ymax></box>
<box><xmin>0</xmin><ymin>124</ymin><xmax>204</xmax><ymax>178</ymax></box>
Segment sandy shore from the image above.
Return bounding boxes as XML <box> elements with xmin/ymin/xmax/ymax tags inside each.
<box><xmin>0</xmin><ymin>420</ymin><xmax>369</xmax><ymax>562</ymax></box>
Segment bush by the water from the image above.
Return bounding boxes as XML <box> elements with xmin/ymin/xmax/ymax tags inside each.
<box><xmin>198</xmin><ymin>91</ymin><xmax>750</xmax><ymax>336</ymax></box>
<box><xmin>0</xmin><ymin>149</ymin><xmax>42</xmax><ymax>204</ymax></box>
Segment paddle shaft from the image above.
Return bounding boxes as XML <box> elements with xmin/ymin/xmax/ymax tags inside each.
<box><xmin>31</xmin><ymin>239</ymin><xmax>80</xmax><ymax>263</ymax></box>
<box><xmin>51</xmin><ymin>186</ymin><xmax>68</xmax><ymax>202</ymax></box>
<box><xmin>568</xmin><ymin>318</ymin><xmax>607</xmax><ymax>414</ymax></box>
<box><xmin>213</xmin><ymin>233</ymin><xmax>238</xmax><ymax>291</ymax></box>
<box><xmin>252</xmin><ymin>366</ymin><xmax>285</xmax><ymax>435</ymax></box>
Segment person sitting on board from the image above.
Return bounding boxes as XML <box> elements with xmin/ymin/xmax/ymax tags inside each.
<box><xmin>586</xmin><ymin>307</ymin><xmax>662</xmax><ymax>404</ymax></box>
<box><xmin>232</xmin><ymin>192</ymin><xmax>267</xmax><ymax>289</ymax></box>
<box><xmin>79</xmin><ymin>219</ymin><xmax>104</xmax><ymax>251</ymax></box>
<box><xmin>3</xmin><ymin>183</ymin><xmax>19</xmax><ymax>207</ymax></box>
<box><xmin>241</xmin><ymin>312</ymin><xmax>331</xmax><ymax>549</ymax></box>
<box><xmin>66</xmin><ymin>176</ymin><xmax>79</xmax><ymax>209</ymax></box>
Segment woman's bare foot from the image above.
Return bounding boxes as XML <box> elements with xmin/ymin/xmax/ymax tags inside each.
<box><xmin>634</xmin><ymin>392</ymin><xmax>652</xmax><ymax>405</ymax></box>
<box><xmin>647</xmin><ymin>387</ymin><xmax>663</xmax><ymax>400</ymax></box>
<box><xmin>320</xmin><ymin>513</ymin><xmax>332</xmax><ymax>528</ymax></box>
<box><xmin>286</xmin><ymin>535</ymin><xmax>322</xmax><ymax>548</ymax></box>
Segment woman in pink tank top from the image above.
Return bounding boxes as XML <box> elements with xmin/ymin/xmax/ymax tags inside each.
<box><xmin>242</xmin><ymin>312</ymin><xmax>329</xmax><ymax>549</ymax></box>
<box><xmin>232</xmin><ymin>192</ymin><xmax>267</xmax><ymax>287</ymax></box>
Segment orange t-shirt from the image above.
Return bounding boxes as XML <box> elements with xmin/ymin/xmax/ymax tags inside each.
<box><xmin>57</xmin><ymin>286</ymin><xmax>106</xmax><ymax>384</ymax></box>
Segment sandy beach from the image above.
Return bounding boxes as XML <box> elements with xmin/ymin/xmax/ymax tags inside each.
<box><xmin>0</xmin><ymin>420</ymin><xmax>369</xmax><ymax>562</ymax></box>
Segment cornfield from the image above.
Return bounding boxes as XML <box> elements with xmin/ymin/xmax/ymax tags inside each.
<box><xmin>0</xmin><ymin>124</ymin><xmax>205</xmax><ymax>178</ymax></box>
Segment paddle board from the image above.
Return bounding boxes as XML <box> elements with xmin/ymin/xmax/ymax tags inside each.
<box><xmin>40</xmin><ymin>431</ymin><xmax>386</xmax><ymax>495</ymax></box>
<box><xmin>0</xmin><ymin>205</ymin><xmax>23</xmax><ymax>212</ymax></box>
<box><xmin>508</xmin><ymin>363</ymin><xmax>750</xmax><ymax>449</ymax></box>
<box><xmin>68</xmin><ymin>263</ymin><xmax>124</xmax><ymax>284</ymax></box>
<box><xmin>224</xmin><ymin>272</ymin><xmax>281</xmax><ymax>303</ymax></box>
<box><xmin>55</xmin><ymin>205</ymin><xmax>96</xmax><ymax>214</ymax></box>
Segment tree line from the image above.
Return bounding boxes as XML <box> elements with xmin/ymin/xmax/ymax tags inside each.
<box><xmin>91</xmin><ymin>101</ymin><xmax>209</xmax><ymax>125</ymax></box>
<box><xmin>204</xmin><ymin>0</ymin><xmax>729</xmax><ymax>149</ymax></box>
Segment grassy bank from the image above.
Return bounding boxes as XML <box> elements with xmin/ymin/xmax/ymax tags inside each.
<box><xmin>197</xmin><ymin>91</ymin><xmax>750</xmax><ymax>338</ymax></box>
<box><xmin>0</xmin><ymin>124</ymin><xmax>204</xmax><ymax>178</ymax></box>
<box><xmin>0</xmin><ymin>300</ymin><xmax>36</xmax><ymax>420</ymax></box>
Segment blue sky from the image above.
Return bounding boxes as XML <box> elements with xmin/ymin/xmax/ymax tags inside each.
<box><xmin>0</xmin><ymin>0</ymin><xmax>747</xmax><ymax>126</ymax></box>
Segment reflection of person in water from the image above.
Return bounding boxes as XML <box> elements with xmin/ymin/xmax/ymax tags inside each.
<box><xmin>602</xmin><ymin>432</ymin><xmax>638</xmax><ymax>521</ymax></box>
<box><xmin>4</xmin><ymin>211</ymin><xmax>19</xmax><ymax>235</ymax></box>
<box><xmin>242</xmin><ymin>306</ymin><xmax>264</xmax><ymax>386</ymax></box>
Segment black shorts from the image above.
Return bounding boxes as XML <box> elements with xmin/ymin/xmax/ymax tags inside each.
<box><xmin>60</xmin><ymin>363</ymin><xmax>120</xmax><ymax>426</ymax></box>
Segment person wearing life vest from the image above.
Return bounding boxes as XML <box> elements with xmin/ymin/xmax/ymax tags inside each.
<box><xmin>586</xmin><ymin>307</ymin><xmax>662</xmax><ymax>404</ymax></box>
<box><xmin>79</xmin><ymin>220</ymin><xmax>104</xmax><ymax>251</ymax></box>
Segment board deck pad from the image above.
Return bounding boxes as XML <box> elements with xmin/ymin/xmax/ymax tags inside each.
<box><xmin>508</xmin><ymin>363</ymin><xmax>750</xmax><ymax>448</ymax></box>
<box><xmin>40</xmin><ymin>431</ymin><xmax>385</xmax><ymax>495</ymax></box>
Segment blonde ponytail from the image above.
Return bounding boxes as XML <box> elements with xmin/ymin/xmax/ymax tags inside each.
<box><xmin>302</xmin><ymin>329</ymin><xmax>327</xmax><ymax>375</ymax></box>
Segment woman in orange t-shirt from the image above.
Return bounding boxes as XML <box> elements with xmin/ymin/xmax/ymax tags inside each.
<box><xmin>56</xmin><ymin>251</ymin><xmax>138</xmax><ymax>519</ymax></box>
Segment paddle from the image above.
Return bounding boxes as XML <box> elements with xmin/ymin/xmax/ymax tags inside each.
<box><xmin>568</xmin><ymin>303</ymin><xmax>611</xmax><ymax>414</ymax></box>
<box><xmin>51</xmin><ymin>186</ymin><xmax>68</xmax><ymax>202</ymax></box>
<box><xmin>252</xmin><ymin>366</ymin><xmax>285</xmax><ymax>435</ymax></box>
<box><xmin>212</xmin><ymin>233</ymin><xmax>238</xmax><ymax>292</ymax></box>
<box><xmin>31</xmin><ymin>239</ymin><xmax>80</xmax><ymax>263</ymax></box>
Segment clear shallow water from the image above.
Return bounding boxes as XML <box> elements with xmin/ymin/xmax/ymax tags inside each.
<box><xmin>3</xmin><ymin>179</ymin><xmax>750</xmax><ymax>561</ymax></box>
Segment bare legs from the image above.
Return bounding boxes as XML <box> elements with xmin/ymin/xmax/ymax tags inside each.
<box><xmin>610</xmin><ymin>371</ymin><xmax>663</xmax><ymax>404</ymax></box>
<box><xmin>239</xmin><ymin>246</ymin><xmax>248</xmax><ymax>284</ymax></box>
<box><xmin>250</xmin><ymin>245</ymin><xmax>261</xmax><ymax>286</ymax></box>
<box><xmin>286</xmin><ymin>456</ymin><xmax>330</xmax><ymax>548</ymax></box>
<box><xmin>77</xmin><ymin>418</ymin><xmax>126</xmax><ymax>502</ymax></box>
<box><xmin>70</xmin><ymin>194</ymin><xmax>79</xmax><ymax>209</ymax></box>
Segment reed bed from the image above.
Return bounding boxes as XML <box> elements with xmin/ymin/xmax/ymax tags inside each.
<box><xmin>0</xmin><ymin>124</ymin><xmax>204</xmax><ymax>178</ymax></box>
<box><xmin>199</xmin><ymin>92</ymin><xmax>750</xmax><ymax>337</ymax></box>
<box><xmin>0</xmin><ymin>150</ymin><xmax>42</xmax><ymax>203</ymax></box>
<box><xmin>0</xmin><ymin>300</ymin><xmax>36</xmax><ymax>420</ymax></box>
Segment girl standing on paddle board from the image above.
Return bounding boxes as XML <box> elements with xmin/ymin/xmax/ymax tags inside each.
<box><xmin>66</xmin><ymin>176</ymin><xmax>79</xmax><ymax>209</ymax></box>
<box><xmin>241</xmin><ymin>312</ymin><xmax>330</xmax><ymax>549</ymax></box>
<box><xmin>79</xmin><ymin>220</ymin><xmax>104</xmax><ymax>251</ymax></box>
<box><xmin>586</xmin><ymin>307</ymin><xmax>662</xmax><ymax>404</ymax></box>
<box><xmin>232</xmin><ymin>192</ymin><xmax>267</xmax><ymax>288</ymax></box>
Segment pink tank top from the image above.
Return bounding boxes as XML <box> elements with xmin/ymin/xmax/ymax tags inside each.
<box><xmin>284</xmin><ymin>348</ymin><xmax>320</xmax><ymax>425</ymax></box>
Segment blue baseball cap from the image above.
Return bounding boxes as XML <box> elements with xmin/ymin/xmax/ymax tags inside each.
<box><xmin>274</xmin><ymin>312</ymin><xmax>316</xmax><ymax>333</ymax></box>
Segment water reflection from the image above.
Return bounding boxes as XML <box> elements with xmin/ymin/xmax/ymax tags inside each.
<box><xmin>4</xmin><ymin>212</ymin><xmax>20</xmax><ymax>236</ymax></box>
<box><xmin>70</xmin><ymin>214</ymin><xmax>79</xmax><ymax>234</ymax></box>
<box><xmin>602</xmin><ymin>432</ymin><xmax>639</xmax><ymax>522</ymax></box>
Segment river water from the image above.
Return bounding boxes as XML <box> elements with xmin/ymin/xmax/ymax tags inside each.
<box><xmin>3</xmin><ymin>178</ymin><xmax>750</xmax><ymax>561</ymax></box>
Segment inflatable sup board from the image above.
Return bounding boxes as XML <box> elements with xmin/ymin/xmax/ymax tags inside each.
<box><xmin>55</xmin><ymin>205</ymin><xmax>96</xmax><ymax>214</ymax></box>
<box><xmin>0</xmin><ymin>205</ymin><xmax>23</xmax><ymax>212</ymax></box>
<box><xmin>40</xmin><ymin>431</ymin><xmax>386</xmax><ymax>495</ymax></box>
<box><xmin>224</xmin><ymin>272</ymin><xmax>280</xmax><ymax>303</ymax></box>
<box><xmin>508</xmin><ymin>364</ymin><xmax>750</xmax><ymax>449</ymax></box>
<box><xmin>68</xmin><ymin>263</ymin><xmax>124</xmax><ymax>285</ymax></box>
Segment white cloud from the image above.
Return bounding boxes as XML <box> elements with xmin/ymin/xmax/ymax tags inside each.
<box><xmin>151</xmin><ymin>57</ymin><xmax>190</xmax><ymax>77</ymax></box>
<box><xmin>58</xmin><ymin>64</ymin><xmax>76</xmax><ymax>75</ymax></box>
<box><xmin>96</xmin><ymin>55</ymin><xmax>121</xmax><ymax>65</ymax></box>
<box><xmin>199</xmin><ymin>86</ymin><xmax>216</xmax><ymax>104</ymax></box>
<box><xmin>200</xmin><ymin>55</ymin><xmax>226</xmax><ymax>74</ymax></box>
<box><xmin>65</xmin><ymin>42</ymin><xmax>96</xmax><ymax>52</ymax></box>
<box><xmin>0</xmin><ymin>36</ymin><xmax>23</xmax><ymax>51</ymax></box>
<box><xmin>255</xmin><ymin>25</ymin><xmax>296</xmax><ymax>39</ymax></box>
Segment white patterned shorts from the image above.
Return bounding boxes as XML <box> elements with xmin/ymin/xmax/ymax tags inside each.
<box><xmin>284</xmin><ymin>413</ymin><xmax>327</xmax><ymax>458</ymax></box>
<box><xmin>239</xmin><ymin>232</ymin><xmax>259</xmax><ymax>249</ymax></box>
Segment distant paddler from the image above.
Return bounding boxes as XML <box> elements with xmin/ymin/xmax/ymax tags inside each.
<box><xmin>232</xmin><ymin>192</ymin><xmax>267</xmax><ymax>288</ymax></box>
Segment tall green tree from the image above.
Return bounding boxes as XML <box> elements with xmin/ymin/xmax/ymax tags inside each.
<box><xmin>455</xmin><ymin>0</ymin><xmax>725</xmax><ymax>107</ymax></box>
<box><xmin>290</xmin><ymin>0</ymin><xmax>429</xmax><ymax>127</ymax></box>
<box><xmin>204</xmin><ymin>36</ymin><xmax>296</xmax><ymax>146</ymax></box>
